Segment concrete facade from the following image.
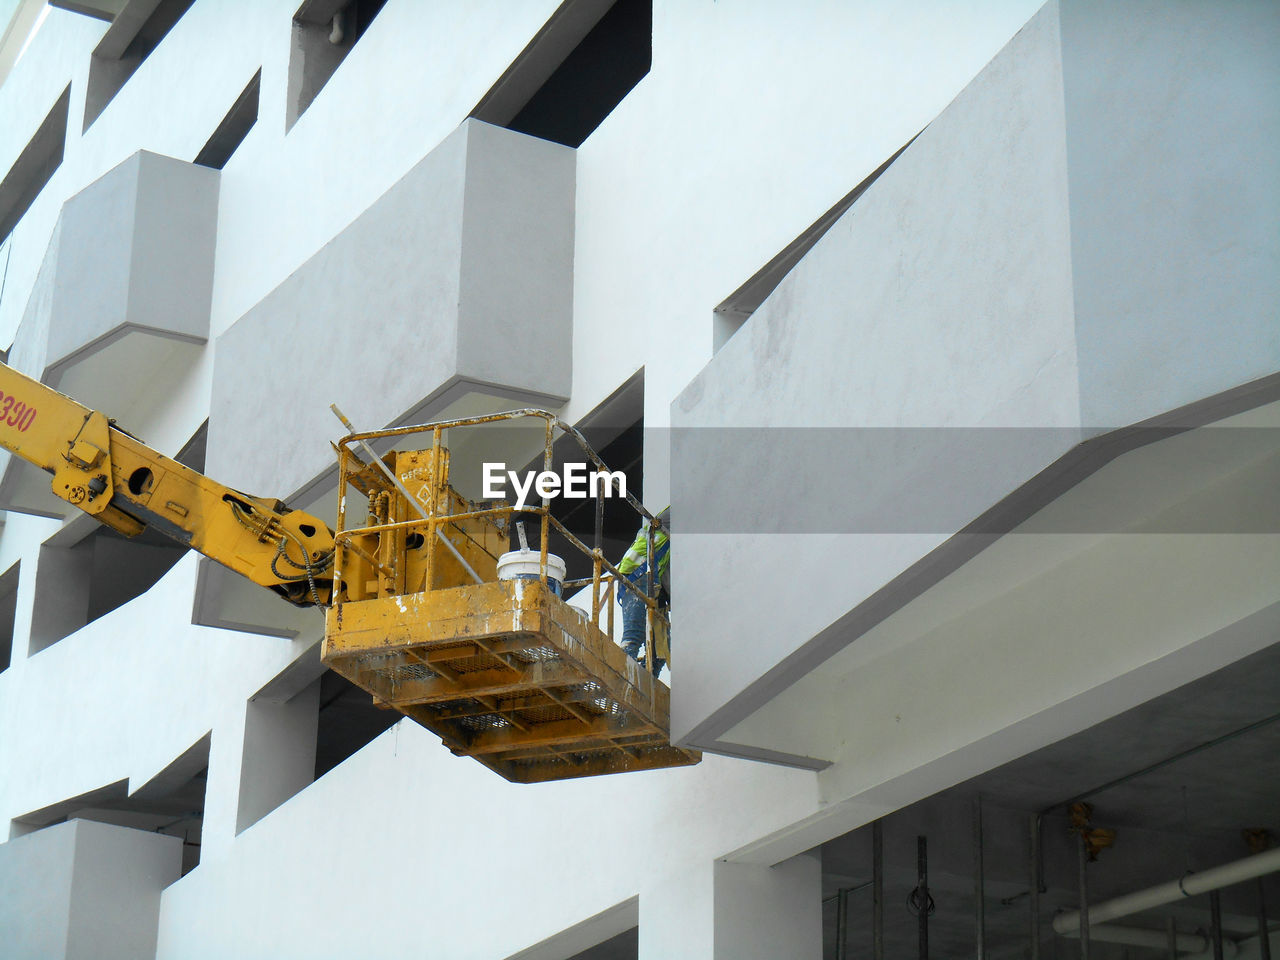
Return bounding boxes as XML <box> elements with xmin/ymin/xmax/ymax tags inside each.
<box><xmin>0</xmin><ymin>818</ymin><xmax>181</xmax><ymax>960</ymax></box>
<box><xmin>0</xmin><ymin>2</ymin><xmax>1275</xmax><ymax>959</ymax></box>
<box><xmin>0</xmin><ymin>147</ymin><xmax>217</xmax><ymax>518</ymax></box>
<box><xmin>207</xmin><ymin>118</ymin><xmax>575</xmax><ymax>502</ymax></box>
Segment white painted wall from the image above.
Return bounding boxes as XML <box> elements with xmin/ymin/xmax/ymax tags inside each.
<box><xmin>669</xmin><ymin>1</ymin><xmax>1078</xmax><ymax>745</ymax></box>
<box><xmin>9</xmin><ymin>2</ymin><xmax>1258</xmax><ymax>958</ymax></box>
<box><xmin>567</xmin><ymin>0</ymin><xmax>1048</xmax><ymax>446</ymax></box>
<box><xmin>154</xmin><ymin>720</ymin><xmax>819</xmax><ymax>960</ymax></box>
<box><xmin>0</xmin><ymin>553</ymin><xmax>318</xmax><ymax>849</ymax></box>
<box><xmin>1059</xmin><ymin>0</ymin><xmax>1280</xmax><ymax>427</ymax></box>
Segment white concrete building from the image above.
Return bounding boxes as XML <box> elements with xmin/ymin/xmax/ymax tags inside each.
<box><xmin>0</xmin><ymin>1</ymin><xmax>1276</xmax><ymax>958</ymax></box>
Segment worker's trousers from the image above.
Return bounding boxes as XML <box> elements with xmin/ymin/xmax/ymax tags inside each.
<box><xmin>620</xmin><ymin>575</ymin><xmax>664</xmax><ymax>675</ymax></box>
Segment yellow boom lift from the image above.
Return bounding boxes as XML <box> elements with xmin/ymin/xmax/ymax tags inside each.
<box><xmin>0</xmin><ymin>360</ymin><xmax>697</xmax><ymax>782</ymax></box>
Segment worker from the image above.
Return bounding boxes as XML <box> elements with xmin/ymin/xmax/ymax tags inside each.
<box><xmin>617</xmin><ymin>506</ymin><xmax>670</xmax><ymax>675</ymax></box>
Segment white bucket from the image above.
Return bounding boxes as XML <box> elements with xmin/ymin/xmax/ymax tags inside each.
<box><xmin>496</xmin><ymin>549</ymin><xmax>567</xmax><ymax>597</ymax></box>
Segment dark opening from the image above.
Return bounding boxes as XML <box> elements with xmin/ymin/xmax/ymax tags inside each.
<box><xmin>509</xmin><ymin>370</ymin><xmax>644</xmax><ymax>584</ymax></box>
<box><xmin>127</xmin><ymin>467</ymin><xmax>153</xmax><ymax>496</ymax></box>
<box><xmin>10</xmin><ymin>735</ymin><xmax>209</xmax><ymax>876</ymax></box>
<box><xmin>473</xmin><ymin>0</ymin><xmax>652</xmax><ymax>149</ymax></box>
<box><xmin>85</xmin><ymin>528</ymin><xmax>186</xmax><ymax>624</ymax></box>
<box><xmin>194</xmin><ymin>69</ymin><xmax>261</xmax><ymax>169</ymax></box>
<box><xmin>568</xmin><ymin>927</ymin><xmax>638</xmax><ymax>960</ymax></box>
<box><xmin>815</xmin><ymin>640</ymin><xmax>1280</xmax><ymax>959</ymax></box>
<box><xmin>0</xmin><ymin>85</ymin><xmax>70</xmax><ymax>244</ymax></box>
<box><xmin>287</xmin><ymin>0</ymin><xmax>389</xmax><ymax>131</ymax></box>
<box><xmin>0</xmin><ymin>562</ymin><xmax>18</xmax><ymax>672</ymax></box>
<box><xmin>314</xmin><ymin>669</ymin><xmax>400</xmax><ymax>779</ymax></box>
<box><xmin>84</xmin><ymin>0</ymin><xmax>198</xmax><ymax>130</ymax></box>
<box><xmin>30</xmin><ymin>525</ymin><xmax>187</xmax><ymax>654</ymax></box>
<box><xmin>175</xmin><ymin>420</ymin><xmax>207</xmax><ymax>473</ymax></box>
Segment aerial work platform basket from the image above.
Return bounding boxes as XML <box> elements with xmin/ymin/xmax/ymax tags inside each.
<box><xmin>321</xmin><ymin>410</ymin><xmax>699</xmax><ymax>783</ymax></box>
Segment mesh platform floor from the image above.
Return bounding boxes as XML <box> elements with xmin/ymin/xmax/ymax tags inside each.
<box><xmin>324</xmin><ymin>579</ymin><xmax>700</xmax><ymax>782</ymax></box>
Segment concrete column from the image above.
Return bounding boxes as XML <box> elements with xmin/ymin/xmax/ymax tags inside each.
<box><xmin>0</xmin><ymin>819</ymin><xmax>181</xmax><ymax>960</ymax></box>
<box><xmin>714</xmin><ymin>852</ymin><xmax>823</xmax><ymax>960</ymax></box>
<box><xmin>198</xmin><ymin>702</ymin><xmax>248</xmax><ymax>862</ymax></box>
<box><xmin>235</xmin><ymin>679</ymin><xmax>320</xmax><ymax>834</ymax></box>
<box><xmin>65</xmin><ymin>820</ymin><xmax>181</xmax><ymax>960</ymax></box>
<box><xmin>639</xmin><ymin>863</ymin><xmax>714</xmax><ymax>960</ymax></box>
<box><xmin>639</xmin><ymin>852</ymin><xmax>822</xmax><ymax>960</ymax></box>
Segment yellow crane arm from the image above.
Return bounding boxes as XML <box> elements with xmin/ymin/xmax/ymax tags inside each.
<box><xmin>0</xmin><ymin>361</ymin><xmax>334</xmax><ymax>607</ymax></box>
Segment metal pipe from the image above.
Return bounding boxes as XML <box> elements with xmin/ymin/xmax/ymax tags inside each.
<box><xmin>330</xmin><ymin>404</ymin><xmax>482</xmax><ymax>585</ymax></box>
<box><xmin>540</xmin><ymin>418</ymin><xmax>552</xmax><ymax>589</ymax></box>
<box><xmin>822</xmin><ymin>880</ymin><xmax>873</xmax><ymax>905</ymax></box>
<box><xmin>1052</xmin><ymin>710</ymin><xmax>1280</xmax><ymax>813</ymax></box>
<box><xmin>918</xmin><ymin>835</ymin><xmax>929</xmax><ymax>960</ymax></box>
<box><xmin>1030</xmin><ymin>814</ymin><xmax>1041</xmax><ymax>960</ymax></box>
<box><xmin>594</xmin><ymin>485</ymin><xmax>603</xmax><ymax>555</ymax></box>
<box><xmin>873</xmin><ymin>820</ymin><xmax>884</xmax><ymax>960</ymax></box>
<box><xmin>974</xmin><ymin>797</ymin><xmax>985</xmax><ymax>960</ymax></box>
<box><xmin>1077</xmin><ymin>832</ymin><xmax>1091</xmax><ymax>960</ymax></box>
<box><xmin>644</xmin><ymin>521</ymin><xmax>655</xmax><ymax>669</ymax></box>
<box><xmin>1054</xmin><ymin>847</ymin><xmax>1280</xmax><ymax>935</ymax></box>
<box><xmin>336</xmin><ymin>407</ymin><xmax>655</xmax><ymax>521</ymax></box>
<box><xmin>1211</xmin><ymin>891</ymin><xmax>1225</xmax><ymax>960</ymax></box>
<box><xmin>1061</xmin><ymin>923</ymin><xmax>1237</xmax><ymax>957</ymax></box>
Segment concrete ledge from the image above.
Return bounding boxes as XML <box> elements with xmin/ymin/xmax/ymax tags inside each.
<box><xmin>206</xmin><ymin>119</ymin><xmax>575</xmax><ymax>500</ymax></box>
<box><xmin>0</xmin><ymin>150</ymin><xmax>217</xmax><ymax>518</ymax></box>
<box><xmin>669</xmin><ymin>0</ymin><xmax>1280</xmax><ymax>756</ymax></box>
<box><xmin>0</xmin><ymin>818</ymin><xmax>181</xmax><ymax>960</ymax></box>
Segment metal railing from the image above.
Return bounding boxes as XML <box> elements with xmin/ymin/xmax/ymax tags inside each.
<box><xmin>332</xmin><ymin>409</ymin><xmax>669</xmax><ymax>671</ymax></box>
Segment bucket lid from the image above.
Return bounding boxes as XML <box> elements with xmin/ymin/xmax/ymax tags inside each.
<box><xmin>497</xmin><ymin>549</ymin><xmax>567</xmax><ymax>577</ymax></box>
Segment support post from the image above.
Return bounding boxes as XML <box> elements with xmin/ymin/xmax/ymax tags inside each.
<box><xmin>918</xmin><ymin>835</ymin><xmax>930</xmax><ymax>960</ymax></box>
<box><xmin>1211</xmin><ymin>890</ymin><xmax>1225</xmax><ymax>960</ymax></box>
<box><xmin>1260</xmin><ymin>878</ymin><xmax>1273</xmax><ymax>960</ymax></box>
<box><xmin>1166</xmin><ymin>917</ymin><xmax>1178</xmax><ymax>960</ymax></box>
<box><xmin>836</xmin><ymin>887</ymin><xmax>850</xmax><ymax>960</ymax></box>
<box><xmin>594</xmin><ymin>481</ymin><xmax>603</xmax><ymax>555</ymax></box>
<box><xmin>1030</xmin><ymin>815</ymin><xmax>1041</xmax><ymax>960</ymax></box>
<box><xmin>974</xmin><ymin>797</ymin><xmax>985</xmax><ymax>960</ymax></box>
<box><xmin>873</xmin><ymin>820</ymin><xmax>884</xmax><ymax>960</ymax></box>
<box><xmin>1077</xmin><ymin>833</ymin><xmax>1090</xmax><ymax>960</ymax></box>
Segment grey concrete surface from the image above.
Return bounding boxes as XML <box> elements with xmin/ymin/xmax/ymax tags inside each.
<box><xmin>668</xmin><ymin>0</ymin><xmax>1280</xmax><ymax>750</ymax></box>
<box><xmin>235</xmin><ymin>679</ymin><xmax>320</xmax><ymax>834</ymax></box>
<box><xmin>206</xmin><ymin>119</ymin><xmax>574</xmax><ymax>501</ymax></box>
<box><xmin>44</xmin><ymin>150</ymin><xmax>217</xmax><ymax>383</ymax></box>
<box><xmin>0</xmin><ymin>150</ymin><xmax>218</xmax><ymax>517</ymax></box>
<box><xmin>670</xmin><ymin>2</ymin><xmax>1077</xmax><ymax>746</ymax></box>
<box><xmin>1060</xmin><ymin>0</ymin><xmax>1280</xmax><ymax>428</ymax></box>
<box><xmin>0</xmin><ymin>816</ymin><xmax>76</xmax><ymax>958</ymax></box>
<box><xmin>0</xmin><ymin>818</ymin><xmax>181</xmax><ymax>960</ymax></box>
<box><xmin>0</xmin><ymin>215</ymin><xmax>65</xmax><ymax>517</ymax></box>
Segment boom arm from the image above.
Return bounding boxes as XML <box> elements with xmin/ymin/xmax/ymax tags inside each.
<box><xmin>0</xmin><ymin>361</ymin><xmax>334</xmax><ymax>606</ymax></box>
